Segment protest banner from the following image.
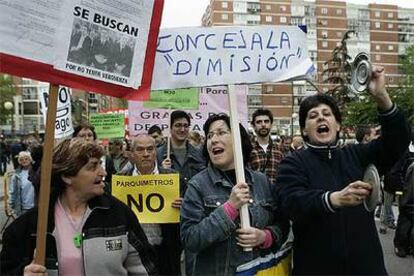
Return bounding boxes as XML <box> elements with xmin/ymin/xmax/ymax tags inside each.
<box><xmin>143</xmin><ymin>88</ymin><xmax>199</xmax><ymax>109</ymax></box>
<box><xmin>112</xmin><ymin>174</ymin><xmax>180</xmax><ymax>223</ymax></box>
<box><xmin>90</xmin><ymin>113</ymin><xmax>125</xmax><ymax>139</ymax></box>
<box><xmin>0</xmin><ymin>0</ymin><xmax>164</xmax><ymax>100</ymax></box>
<box><xmin>39</xmin><ymin>86</ymin><xmax>74</xmax><ymax>139</ymax></box>
<box><xmin>151</xmin><ymin>25</ymin><xmax>314</xmax><ymax>90</ymax></box>
<box><xmin>128</xmin><ymin>85</ymin><xmax>248</xmax><ymax>136</ymax></box>
<box><xmin>148</xmin><ymin>25</ymin><xmax>313</xmax><ymax>250</ymax></box>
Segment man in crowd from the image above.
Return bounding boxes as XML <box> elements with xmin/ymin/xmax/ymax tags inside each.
<box><xmin>107</xmin><ymin>139</ymin><xmax>129</xmax><ymax>173</ymax></box>
<box><xmin>0</xmin><ymin>136</ymin><xmax>10</xmax><ymax>176</ymax></box>
<box><xmin>122</xmin><ymin>134</ymin><xmax>175</xmax><ymax>274</ymax></box>
<box><xmin>148</xmin><ymin>125</ymin><xmax>165</xmax><ymax>147</ymax></box>
<box><xmin>355</xmin><ymin>125</ymin><xmax>377</xmax><ymax>144</ymax></box>
<box><xmin>290</xmin><ymin>135</ymin><xmax>304</xmax><ymax>152</ymax></box>
<box><xmin>249</xmin><ymin>108</ymin><xmax>284</xmax><ymax>184</ymax></box>
<box><xmin>10</xmin><ymin>138</ymin><xmax>25</xmax><ymax>169</ymax></box>
<box><xmin>157</xmin><ymin>110</ymin><xmax>206</xmax><ymax>275</ymax></box>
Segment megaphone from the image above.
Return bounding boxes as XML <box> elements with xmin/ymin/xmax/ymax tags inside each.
<box><xmin>349</xmin><ymin>52</ymin><xmax>372</xmax><ymax>94</ymax></box>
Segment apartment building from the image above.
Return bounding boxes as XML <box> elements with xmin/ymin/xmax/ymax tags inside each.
<box><xmin>4</xmin><ymin>76</ymin><xmax>112</xmax><ymax>136</ymax></box>
<box><xmin>202</xmin><ymin>0</ymin><xmax>414</xmax><ymax>135</ymax></box>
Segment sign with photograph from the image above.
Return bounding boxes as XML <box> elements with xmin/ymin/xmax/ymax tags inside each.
<box><xmin>0</xmin><ymin>0</ymin><xmax>164</xmax><ymax>100</ymax></box>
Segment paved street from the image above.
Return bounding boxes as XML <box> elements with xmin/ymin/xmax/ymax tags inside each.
<box><xmin>0</xmin><ymin>168</ymin><xmax>413</xmax><ymax>275</ymax></box>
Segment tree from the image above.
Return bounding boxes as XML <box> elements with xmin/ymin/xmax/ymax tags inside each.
<box><xmin>321</xmin><ymin>30</ymin><xmax>354</xmax><ymax>111</ymax></box>
<box><xmin>0</xmin><ymin>74</ymin><xmax>16</xmax><ymax>125</ymax></box>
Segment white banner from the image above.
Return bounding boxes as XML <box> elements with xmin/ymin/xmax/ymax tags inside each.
<box><xmin>39</xmin><ymin>86</ymin><xmax>74</xmax><ymax>139</ymax></box>
<box><xmin>128</xmin><ymin>85</ymin><xmax>248</xmax><ymax>136</ymax></box>
<box><xmin>151</xmin><ymin>26</ymin><xmax>314</xmax><ymax>90</ymax></box>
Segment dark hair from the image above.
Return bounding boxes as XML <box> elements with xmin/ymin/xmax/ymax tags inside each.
<box><xmin>299</xmin><ymin>94</ymin><xmax>342</xmax><ymax>140</ymax></box>
<box><xmin>170</xmin><ymin>110</ymin><xmax>190</xmax><ymax>126</ymax></box>
<box><xmin>73</xmin><ymin>123</ymin><xmax>97</xmax><ymax>141</ymax></box>
<box><xmin>355</xmin><ymin>126</ymin><xmax>372</xmax><ymax>143</ymax></box>
<box><xmin>148</xmin><ymin>125</ymin><xmax>162</xmax><ymax>135</ymax></box>
<box><xmin>251</xmin><ymin>108</ymin><xmax>274</xmax><ymax>125</ymax></box>
<box><xmin>202</xmin><ymin>113</ymin><xmax>252</xmax><ymax>166</ymax></box>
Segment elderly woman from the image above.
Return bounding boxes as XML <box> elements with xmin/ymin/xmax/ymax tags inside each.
<box><xmin>0</xmin><ymin>138</ymin><xmax>156</xmax><ymax>275</ymax></box>
<box><xmin>8</xmin><ymin>151</ymin><xmax>35</xmax><ymax>217</ymax></box>
<box><xmin>180</xmin><ymin>114</ymin><xmax>289</xmax><ymax>275</ymax></box>
<box><xmin>276</xmin><ymin>67</ymin><xmax>411</xmax><ymax>275</ymax></box>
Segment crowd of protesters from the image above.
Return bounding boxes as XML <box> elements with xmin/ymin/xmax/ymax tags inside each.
<box><xmin>0</xmin><ymin>66</ymin><xmax>413</xmax><ymax>275</ymax></box>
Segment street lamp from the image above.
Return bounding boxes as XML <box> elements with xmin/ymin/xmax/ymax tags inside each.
<box><xmin>4</xmin><ymin>101</ymin><xmax>14</xmax><ymax>134</ymax></box>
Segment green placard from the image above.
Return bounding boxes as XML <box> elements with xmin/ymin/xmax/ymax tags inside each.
<box><xmin>143</xmin><ymin>88</ymin><xmax>199</xmax><ymax>109</ymax></box>
<box><xmin>89</xmin><ymin>113</ymin><xmax>125</xmax><ymax>139</ymax></box>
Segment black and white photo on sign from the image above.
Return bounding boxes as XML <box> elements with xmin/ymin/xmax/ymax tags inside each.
<box><xmin>67</xmin><ymin>18</ymin><xmax>136</xmax><ymax>77</ymax></box>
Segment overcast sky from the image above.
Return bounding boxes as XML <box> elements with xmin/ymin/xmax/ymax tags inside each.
<box><xmin>161</xmin><ymin>0</ymin><xmax>414</xmax><ymax>28</ymax></box>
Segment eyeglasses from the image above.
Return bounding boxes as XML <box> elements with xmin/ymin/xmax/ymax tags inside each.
<box><xmin>173</xmin><ymin>123</ymin><xmax>190</xmax><ymax>129</ymax></box>
<box><xmin>206</xmin><ymin>129</ymin><xmax>231</xmax><ymax>140</ymax></box>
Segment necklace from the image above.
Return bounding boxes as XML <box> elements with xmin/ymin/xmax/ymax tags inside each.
<box><xmin>58</xmin><ymin>198</ymin><xmax>88</xmax><ymax>248</ymax></box>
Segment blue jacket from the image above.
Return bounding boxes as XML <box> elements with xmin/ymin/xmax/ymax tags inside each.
<box><xmin>8</xmin><ymin>168</ymin><xmax>35</xmax><ymax>216</ymax></box>
<box><xmin>181</xmin><ymin>165</ymin><xmax>289</xmax><ymax>275</ymax></box>
<box><xmin>276</xmin><ymin>106</ymin><xmax>411</xmax><ymax>275</ymax></box>
<box><xmin>156</xmin><ymin>141</ymin><xmax>206</xmax><ymax>197</ymax></box>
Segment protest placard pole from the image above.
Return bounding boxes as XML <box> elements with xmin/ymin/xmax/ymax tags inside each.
<box><xmin>167</xmin><ymin>106</ymin><xmax>172</xmax><ymax>159</ymax></box>
<box><xmin>34</xmin><ymin>84</ymin><xmax>58</xmax><ymax>265</ymax></box>
<box><xmin>228</xmin><ymin>84</ymin><xmax>252</xmax><ymax>251</ymax></box>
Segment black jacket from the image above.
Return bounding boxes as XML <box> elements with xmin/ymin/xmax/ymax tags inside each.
<box><xmin>0</xmin><ymin>194</ymin><xmax>157</xmax><ymax>276</ymax></box>
<box><xmin>276</xmin><ymin>106</ymin><xmax>411</xmax><ymax>275</ymax></box>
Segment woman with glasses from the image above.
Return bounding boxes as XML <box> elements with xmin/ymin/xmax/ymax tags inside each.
<box><xmin>180</xmin><ymin>114</ymin><xmax>289</xmax><ymax>275</ymax></box>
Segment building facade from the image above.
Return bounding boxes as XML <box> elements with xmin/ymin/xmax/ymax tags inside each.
<box><xmin>2</xmin><ymin>76</ymin><xmax>114</xmax><ymax>137</ymax></box>
<box><xmin>202</xmin><ymin>0</ymin><xmax>414</xmax><ymax>135</ymax></box>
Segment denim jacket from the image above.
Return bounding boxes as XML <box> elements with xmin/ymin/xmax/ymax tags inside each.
<box><xmin>180</xmin><ymin>165</ymin><xmax>289</xmax><ymax>275</ymax></box>
<box><xmin>156</xmin><ymin>141</ymin><xmax>206</xmax><ymax>197</ymax></box>
<box><xmin>8</xmin><ymin>168</ymin><xmax>35</xmax><ymax>217</ymax></box>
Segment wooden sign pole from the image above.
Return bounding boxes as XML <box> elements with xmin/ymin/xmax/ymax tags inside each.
<box><xmin>34</xmin><ymin>84</ymin><xmax>58</xmax><ymax>265</ymax></box>
<box><xmin>167</xmin><ymin>106</ymin><xmax>172</xmax><ymax>159</ymax></box>
<box><xmin>227</xmin><ymin>84</ymin><xmax>252</xmax><ymax>251</ymax></box>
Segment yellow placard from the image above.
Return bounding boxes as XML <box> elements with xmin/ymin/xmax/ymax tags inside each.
<box><xmin>111</xmin><ymin>174</ymin><xmax>180</xmax><ymax>223</ymax></box>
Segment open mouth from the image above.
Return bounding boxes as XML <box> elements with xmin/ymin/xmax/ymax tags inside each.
<box><xmin>317</xmin><ymin>124</ymin><xmax>330</xmax><ymax>134</ymax></box>
<box><xmin>212</xmin><ymin>148</ymin><xmax>224</xmax><ymax>155</ymax></box>
<box><xmin>94</xmin><ymin>179</ymin><xmax>103</xmax><ymax>185</ymax></box>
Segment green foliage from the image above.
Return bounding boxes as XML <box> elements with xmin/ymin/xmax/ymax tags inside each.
<box><xmin>0</xmin><ymin>74</ymin><xmax>16</xmax><ymax>124</ymax></box>
<box><xmin>342</xmin><ymin>97</ymin><xmax>377</xmax><ymax>127</ymax></box>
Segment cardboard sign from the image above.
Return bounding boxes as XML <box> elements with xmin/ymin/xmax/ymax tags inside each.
<box><xmin>39</xmin><ymin>86</ymin><xmax>74</xmax><ymax>138</ymax></box>
<box><xmin>151</xmin><ymin>25</ymin><xmax>314</xmax><ymax>90</ymax></box>
<box><xmin>90</xmin><ymin>113</ymin><xmax>125</xmax><ymax>139</ymax></box>
<box><xmin>128</xmin><ymin>85</ymin><xmax>248</xmax><ymax>135</ymax></box>
<box><xmin>112</xmin><ymin>174</ymin><xmax>180</xmax><ymax>223</ymax></box>
<box><xmin>143</xmin><ymin>88</ymin><xmax>199</xmax><ymax>109</ymax></box>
